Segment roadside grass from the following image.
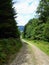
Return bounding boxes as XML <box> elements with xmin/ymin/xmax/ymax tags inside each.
<box><xmin>33</xmin><ymin>40</ymin><xmax>49</xmax><ymax>55</ymax></box>
<box><xmin>0</xmin><ymin>38</ymin><xmax>22</xmax><ymax>65</ymax></box>
<box><xmin>23</xmin><ymin>39</ymin><xmax>49</xmax><ymax>55</ymax></box>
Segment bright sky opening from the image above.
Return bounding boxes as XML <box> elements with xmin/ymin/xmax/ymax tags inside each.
<box><xmin>13</xmin><ymin>0</ymin><xmax>40</xmax><ymax>26</ymax></box>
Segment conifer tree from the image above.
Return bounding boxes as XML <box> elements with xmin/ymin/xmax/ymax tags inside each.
<box><xmin>0</xmin><ymin>0</ymin><xmax>20</xmax><ymax>38</ymax></box>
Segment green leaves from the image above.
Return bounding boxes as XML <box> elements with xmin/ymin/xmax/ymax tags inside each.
<box><xmin>43</xmin><ymin>18</ymin><xmax>49</xmax><ymax>41</ymax></box>
<box><xmin>37</xmin><ymin>0</ymin><xmax>49</xmax><ymax>22</ymax></box>
<box><xmin>23</xmin><ymin>0</ymin><xmax>49</xmax><ymax>42</ymax></box>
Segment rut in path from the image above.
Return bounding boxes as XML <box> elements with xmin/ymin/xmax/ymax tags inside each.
<box><xmin>10</xmin><ymin>42</ymin><xmax>35</xmax><ymax>65</ymax></box>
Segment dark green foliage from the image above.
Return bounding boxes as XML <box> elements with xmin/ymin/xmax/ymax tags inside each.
<box><xmin>36</xmin><ymin>0</ymin><xmax>49</xmax><ymax>41</ymax></box>
<box><xmin>0</xmin><ymin>0</ymin><xmax>20</xmax><ymax>38</ymax></box>
<box><xmin>0</xmin><ymin>38</ymin><xmax>22</xmax><ymax>65</ymax></box>
<box><xmin>23</xmin><ymin>19</ymin><xmax>45</xmax><ymax>40</ymax></box>
<box><xmin>43</xmin><ymin>18</ymin><xmax>49</xmax><ymax>41</ymax></box>
<box><xmin>0</xmin><ymin>0</ymin><xmax>22</xmax><ymax>65</ymax></box>
<box><xmin>23</xmin><ymin>19</ymin><xmax>39</xmax><ymax>38</ymax></box>
<box><xmin>37</xmin><ymin>0</ymin><xmax>49</xmax><ymax>22</ymax></box>
<box><xmin>23</xmin><ymin>18</ymin><xmax>49</xmax><ymax>41</ymax></box>
<box><xmin>23</xmin><ymin>0</ymin><xmax>49</xmax><ymax>42</ymax></box>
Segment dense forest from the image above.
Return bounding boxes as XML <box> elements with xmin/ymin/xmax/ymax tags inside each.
<box><xmin>23</xmin><ymin>0</ymin><xmax>49</xmax><ymax>42</ymax></box>
<box><xmin>0</xmin><ymin>0</ymin><xmax>49</xmax><ymax>65</ymax></box>
<box><xmin>0</xmin><ymin>0</ymin><xmax>22</xmax><ymax>65</ymax></box>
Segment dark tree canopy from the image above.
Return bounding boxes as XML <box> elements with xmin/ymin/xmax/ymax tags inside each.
<box><xmin>37</xmin><ymin>0</ymin><xmax>49</xmax><ymax>22</ymax></box>
<box><xmin>0</xmin><ymin>0</ymin><xmax>20</xmax><ymax>38</ymax></box>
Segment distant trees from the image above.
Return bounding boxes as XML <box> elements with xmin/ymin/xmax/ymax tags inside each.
<box><xmin>23</xmin><ymin>0</ymin><xmax>49</xmax><ymax>42</ymax></box>
<box><xmin>0</xmin><ymin>0</ymin><xmax>20</xmax><ymax>38</ymax></box>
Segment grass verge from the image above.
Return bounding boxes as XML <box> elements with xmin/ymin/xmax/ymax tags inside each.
<box><xmin>33</xmin><ymin>40</ymin><xmax>49</xmax><ymax>55</ymax></box>
<box><xmin>24</xmin><ymin>39</ymin><xmax>49</xmax><ymax>55</ymax></box>
<box><xmin>0</xmin><ymin>38</ymin><xmax>22</xmax><ymax>65</ymax></box>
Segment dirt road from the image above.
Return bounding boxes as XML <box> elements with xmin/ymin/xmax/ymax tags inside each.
<box><xmin>10</xmin><ymin>41</ymin><xmax>35</xmax><ymax>65</ymax></box>
<box><xmin>10</xmin><ymin>39</ymin><xmax>49</xmax><ymax>65</ymax></box>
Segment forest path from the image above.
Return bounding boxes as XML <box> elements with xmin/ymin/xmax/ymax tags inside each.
<box><xmin>10</xmin><ymin>39</ymin><xmax>49</xmax><ymax>65</ymax></box>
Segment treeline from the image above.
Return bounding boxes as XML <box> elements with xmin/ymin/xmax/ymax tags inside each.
<box><xmin>23</xmin><ymin>0</ymin><xmax>49</xmax><ymax>42</ymax></box>
<box><xmin>0</xmin><ymin>0</ymin><xmax>22</xmax><ymax>65</ymax></box>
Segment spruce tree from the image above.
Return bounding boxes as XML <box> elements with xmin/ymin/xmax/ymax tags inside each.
<box><xmin>0</xmin><ymin>0</ymin><xmax>20</xmax><ymax>38</ymax></box>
